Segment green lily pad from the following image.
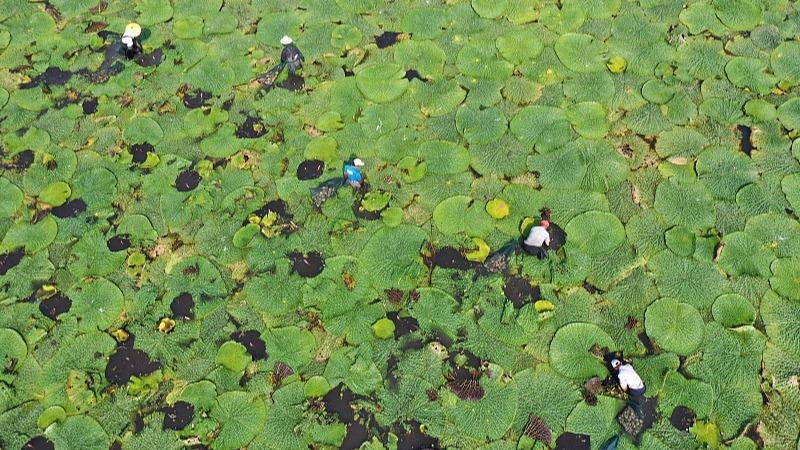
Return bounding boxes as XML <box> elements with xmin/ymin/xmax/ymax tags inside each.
<box><xmin>713</xmin><ymin>0</ymin><xmax>762</xmax><ymax>31</ymax></box>
<box><xmin>455</xmin><ymin>106</ymin><xmax>507</xmax><ymax>145</ymax></box>
<box><xmin>725</xmin><ymin>57</ymin><xmax>776</xmax><ymax>94</ymax></box>
<box><xmin>2</xmin><ymin>216</ymin><xmax>58</xmax><ymax>254</ymax></box>
<box><xmin>712</xmin><ymin>294</ymin><xmax>756</xmax><ymax>327</ymax></box>
<box><xmin>549</xmin><ymin>322</ymin><xmax>614</xmax><ymax>379</ymax></box>
<box><xmin>554</xmin><ymin>33</ymin><xmax>607</xmax><ymax>73</ymax></box>
<box><xmin>771</xmin><ymin>42</ymin><xmax>800</xmax><ymax>85</ymax></box>
<box><xmin>645</xmin><ymin>298</ymin><xmax>705</xmax><ymax>355</ymax></box>
<box><xmin>0</xmin><ymin>328</ymin><xmax>26</xmax><ymax>384</ymax></box>
<box><xmin>67</xmin><ymin>277</ymin><xmax>124</xmax><ymax>331</ymax></box>
<box><xmin>355</xmin><ymin>64</ymin><xmax>409</xmax><ymax>103</ymax></box>
<box><xmin>777</xmin><ymin>97</ymin><xmax>800</xmax><ymax>131</ymax></box>
<box><xmin>456</xmin><ymin>42</ymin><xmax>514</xmax><ymax>80</ymax></box>
<box><xmin>38</xmin><ymin>181</ymin><xmax>71</xmax><ymax>207</ymax></box>
<box><xmin>414</xmin><ymin>79</ymin><xmax>467</xmax><ymax>117</ymax></box>
<box><xmin>331</xmin><ymin>24</ymin><xmax>363</xmax><ymax>51</ymax></box>
<box><xmin>496</xmin><ymin>32</ymin><xmax>543</xmax><ymax>66</ymax></box>
<box><xmin>124</xmin><ymin>117</ymin><xmax>164</xmax><ymax>144</ymax></box>
<box><xmin>0</xmin><ymin>178</ymin><xmax>24</xmax><ymax>218</ymax></box>
<box><xmin>565</xmin><ymin>211</ymin><xmax>625</xmax><ymax>255</ymax></box>
<box><xmin>510</xmin><ymin>105</ymin><xmax>572</xmax><ymax>151</ymax></box>
<box><xmin>566</xmin><ymin>102</ymin><xmax>608</xmax><ymax>138</ymax></box>
<box><xmin>216</xmin><ymin>341</ymin><xmax>252</xmax><ymax>372</ymax></box>
<box><xmin>471</xmin><ymin>0</ymin><xmax>507</xmax><ymax>18</ymax></box>
<box><xmin>394</xmin><ymin>40</ymin><xmax>446</xmax><ymax>80</ymax></box>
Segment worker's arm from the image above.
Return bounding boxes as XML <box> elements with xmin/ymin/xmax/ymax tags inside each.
<box><xmin>544</xmin><ymin>235</ymin><xmax>551</xmax><ymax>246</ymax></box>
<box><xmin>618</xmin><ymin>375</ymin><xmax>629</xmax><ymax>391</ymax></box>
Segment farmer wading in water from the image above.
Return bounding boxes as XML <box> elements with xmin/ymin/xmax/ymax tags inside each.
<box><xmin>521</xmin><ymin>219</ymin><xmax>551</xmax><ymax>260</ymax></box>
<box><xmin>611</xmin><ymin>358</ymin><xmax>646</xmax><ymax>417</ymax></box>
<box><xmin>120</xmin><ymin>23</ymin><xmax>143</xmax><ymax>59</ymax></box>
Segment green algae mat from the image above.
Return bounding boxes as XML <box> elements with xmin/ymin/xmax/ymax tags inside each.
<box><xmin>1</xmin><ymin>0</ymin><xmax>800</xmax><ymax>449</ymax></box>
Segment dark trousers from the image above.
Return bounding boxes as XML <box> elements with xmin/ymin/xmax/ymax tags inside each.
<box><xmin>521</xmin><ymin>241</ymin><xmax>547</xmax><ymax>259</ymax></box>
<box><xmin>627</xmin><ymin>387</ymin><xmax>646</xmax><ymax>416</ymax></box>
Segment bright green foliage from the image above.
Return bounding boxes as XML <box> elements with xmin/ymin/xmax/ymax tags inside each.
<box><xmin>216</xmin><ymin>341</ymin><xmax>251</xmax><ymax>372</ymax></box>
<box><xmin>0</xmin><ymin>1</ymin><xmax>796</xmax><ymax>448</ymax></box>
<box><xmin>549</xmin><ymin>322</ymin><xmax>615</xmax><ymax>379</ymax></box>
<box><xmin>712</xmin><ymin>294</ymin><xmax>755</xmax><ymax>327</ymax></box>
<box><xmin>645</xmin><ymin>298</ymin><xmax>705</xmax><ymax>355</ymax></box>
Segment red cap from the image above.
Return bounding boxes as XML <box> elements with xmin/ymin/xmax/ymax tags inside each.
<box><xmin>540</xmin><ymin>220</ymin><xmax>550</xmax><ymax>228</ymax></box>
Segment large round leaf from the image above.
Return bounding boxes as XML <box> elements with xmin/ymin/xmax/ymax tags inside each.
<box><xmin>645</xmin><ymin>298</ymin><xmax>705</xmax><ymax>355</ymax></box>
<box><xmin>713</xmin><ymin>0</ymin><xmax>762</xmax><ymax>31</ymax></box>
<box><xmin>566</xmin><ymin>102</ymin><xmax>608</xmax><ymax>138</ymax></box>
<box><xmin>565</xmin><ymin>211</ymin><xmax>625</xmax><ymax>255</ymax></box>
<box><xmin>124</xmin><ymin>117</ymin><xmax>164</xmax><ymax>144</ymax></box>
<box><xmin>549</xmin><ymin>322</ymin><xmax>614</xmax><ymax>379</ymax></box>
<box><xmin>455</xmin><ymin>106</ymin><xmax>507</xmax><ymax>144</ymax></box>
<box><xmin>211</xmin><ymin>392</ymin><xmax>267</xmax><ymax>450</ymax></box>
<box><xmin>393</xmin><ymin>40</ymin><xmax>446</xmax><ymax>80</ymax></box>
<box><xmin>456</xmin><ymin>42</ymin><xmax>514</xmax><ymax>80</ymax></box>
<box><xmin>761</xmin><ymin>290</ymin><xmax>800</xmax><ymax>356</ymax></box>
<box><xmin>0</xmin><ymin>328</ymin><xmax>26</xmax><ymax>384</ymax></box>
<box><xmin>360</xmin><ymin>225</ymin><xmax>427</xmax><ymax>290</ymax></box>
<box><xmin>0</xmin><ymin>178</ymin><xmax>23</xmax><ymax>218</ymax></box>
<box><xmin>771</xmin><ymin>42</ymin><xmax>800</xmax><ymax>85</ymax></box>
<box><xmin>414</xmin><ymin>79</ymin><xmax>467</xmax><ymax>117</ymax></box>
<box><xmin>654</xmin><ymin>179</ymin><xmax>715</xmax><ymax>230</ymax></box>
<box><xmin>725</xmin><ymin>57</ymin><xmax>776</xmax><ymax>94</ymax></box>
<box><xmin>510</xmin><ymin>105</ymin><xmax>571</xmax><ymax>151</ymax></box>
<box><xmin>355</xmin><ymin>64</ymin><xmax>410</xmax><ymax>103</ymax></box>
<box><xmin>554</xmin><ymin>33</ymin><xmax>607</xmax><ymax>73</ymax></box>
<box><xmin>717</xmin><ymin>231</ymin><xmax>775</xmax><ymax>277</ymax></box>
<box><xmin>417</xmin><ymin>140</ymin><xmax>470</xmax><ymax>174</ymax></box>
<box><xmin>46</xmin><ymin>415</ymin><xmax>109</xmax><ymax>450</ymax></box>
<box><xmin>432</xmin><ymin>195</ymin><xmax>494</xmax><ymax>237</ymax></box>
<box><xmin>68</xmin><ymin>277</ymin><xmax>124</xmax><ymax>331</ymax></box>
<box><xmin>769</xmin><ymin>258</ymin><xmax>800</xmax><ymax>301</ymax></box>
<box><xmin>712</xmin><ymin>294</ymin><xmax>755</xmax><ymax>327</ymax></box>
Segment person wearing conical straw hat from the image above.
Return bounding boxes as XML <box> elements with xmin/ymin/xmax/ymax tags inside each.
<box><xmin>280</xmin><ymin>35</ymin><xmax>304</xmax><ymax>75</ymax></box>
<box><xmin>120</xmin><ymin>22</ymin><xmax>143</xmax><ymax>59</ymax></box>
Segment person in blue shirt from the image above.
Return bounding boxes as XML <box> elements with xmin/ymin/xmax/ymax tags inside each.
<box><xmin>343</xmin><ymin>158</ymin><xmax>365</xmax><ymax>189</ymax></box>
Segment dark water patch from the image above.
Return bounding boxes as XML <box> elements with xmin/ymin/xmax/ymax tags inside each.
<box><xmin>430</xmin><ymin>328</ymin><xmax>453</xmax><ymax>348</ymax></box>
<box><xmin>134</xmin><ymin>48</ymin><xmax>163</xmax><ymax>67</ymax></box>
<box><xmin>323</xmin><ymin>384</ymin><xmax>357</xmax><ymax>422</ymax></box>
<box><xmin>20</xmin><ymin>67</ymin><xmax>73</xmax><ymax>89</ymax></box>
<box><xmin>130</xmin><ymin>143</ymin><xmax>153</xmax><ymax>164</ymax></box>
<box><xmin>236</xmin><ymin>116</ymin><xmax>267</xmax><ymax>139</ymax></box>
<box><xmin>105</xmin><ymin>337</ymin><xmax>161</xmax><ymax>385</ymax></box>
<box><xmin>51</xmin><ymin>198</ymin><xmax>87</xmax><ymax>218</ymax></box>
<box><xmin>231</xmin><ymin>330</ymin><xmax>267</xmax><ymax>360</ymax></box>
<box><xmin>5</xmin><ymin>149</ymin><xmax>35</xmax><ymax>171</ymax></box>
<box><xmin>109</xmin><ymin>441</ymin><xmax>122</xmax><ymax>450</ymax></box>
<box><xmin>547</xmin><ymin>223</ymin><xmax>567</xmax><ymax>251</ymax></box>
<box><xmin>175</xmin><ymin>170</ymin><xmax>201</xmax><ymax>192</ymax></box>
<box><xmin>133</xmin><ymin>412</ymin><xmax>144</xmax><ymax>433</ymax></box>
<box><xmin>341</xmin><ymin>421</ymin><xmax>369</xmax><ymax>450</ymax></box>
<box><xmin>277</xmin><ymin>73</ymin><xmax>304</xmax><ymax>91</ymax></box>
<box><xmin>447</xmin><ymin>350</ymin><xmax>481</xmax><ymax>381</ymax></box>
<box><xmin>639</xmin><ymin>397</ymin><xmax>659</xmax><ymax>432</ymax></box>
<box><xmin>387</xmin><ymin>355</ymin><xmax>399</xmax><ymax>388</ymax></box>
<box><xmin>737</xmin><ymin>124</ymin><xmax>754</xmax><ymax>155</ymax></box>
<box><xmin>583</xmin><ymin>281</ymin><xmax>602</xmax><ymax>294</ymax></box>
<box><xmin>171</xmin><ymin>292</ymin><xmax>195</xmax><ymax>320</ymax></box>
<box><xmin>107</xmin><ymin>235</ymin><xmax>130</xmax><ymax>252</ymax></box>
<box><xmin>401</xmin><ymin>339</ymin><xmax>424</xmax><ymax>351</ymax></box>
<box><xmin>249</xmin><ymin>199</ymin><xmax>292</xmax><ymax>224</ymax></box>
<box><xmin>744</xmin><ymin>423</ymin><xmax>764</xmax><ymax>448</ymax></box>
<box><xmin>446</xmin><ymin>378</ymin><xmax>484</xmax><ymax>401</ymax></box>
<box><xmin>82</xmin><ymin>97</ymin><xmax>98</xmax><ymax>114</ymax></box>
<box><xmin>0</xmin><ymin>248</ymin><xmax>25</xmax><ymax>276</ymax></box>
<box><xmin>182</xmin><ymin>89</ymin><xmax>212</xmax><ymax>109</ymax></box>
<box><xmin>404</xmin><ymin>70</ymin><xmax>426</xmax><ymax>82</ymax></box>
<box><xmin>387</xmin><ymin>311</ymin><xmax>419</xmax><ymax>338</ymax></box>
<box><xmin>669</xmin><ymin>405</ymin><xmax>695</xmax><ymax>431</ymax></box>
<box><xmin>343</xmin><ymin>67</ymin><xmax>355</xmax><ymax>77</ymax></box>
<box><xmin>297</xmin><ymin>159</ymin><xmax>324</xmax><ymax>180</ymax></box>
<box><xmin>21</xmin><ymin>436</ymin><xmax>55</xmax><ymax>450</ymax></box>
<box><xmin>353</xmin><ymin>201</ymin><xmax>382</xmax><ymax>220</ymax></box>
<box><xmin>375</xmin><ymin>31</ymin><xmax>401</xmax><ymax>48</ymax></box>
<box><xmin>555</xmin><ymin>432</ymin><xmax>590</xmax><ymax>450</ymax></box>
<box><xmin>288</xmin><ymin>251</ymin><xmax>325</xmax><ymax>277</ymax></box>
<box><xmin>39</xmin><ymin>294</ymin><xmax>72</xmax><ymax>320</ymax></box>
<box><xmin>163</xmin><ymin>401</ymin><xmax>194</xmax><ymax>430</ymax></box>
<box><xmin>638</xmin><ymin>331</ymin><xmax>656</xmax><ymax>355</ymax></box>
<box><xmin>503</xmin><ymin>276</ymin><xmax>538</xmax><ymax>309</ymax></box>
<box><xmin>397</xmin><ymin>420</ymin><xmax>440</xmax><ymax>450</ymax></box>
<box><xmin>425</xmin><ymin>247</ymin><xmax>478</xmax><ymax>270</ymax></box>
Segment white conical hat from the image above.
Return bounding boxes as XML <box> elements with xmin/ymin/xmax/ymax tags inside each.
<box><xmin>353</xmin><ymin>158</ymin><xmax>365</xmax><ymax>167</ymax></box>
<box><xmin>280</xmin><ymin>35</ymin><xmax>293</xmax><ymax>45</ymax></box>
<box><xmin>124</xmin><ymin>22</ymin><xmax>142</xmax><ymax>38</ymax></box>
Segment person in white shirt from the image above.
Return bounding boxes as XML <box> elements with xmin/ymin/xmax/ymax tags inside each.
<box><xmin>120</xmin><ymin>23</ymin><xmax>143</xmax><ymax>60</ymax></box>
<box><xmin>611</xmin><ymin>359</ymin><xmax>646</xmax><ymax>417</ymax></box>
<box><xmin>521</xmin><ymin>220</ymin><xmax>551</xmax><ymax>260</ymax></box>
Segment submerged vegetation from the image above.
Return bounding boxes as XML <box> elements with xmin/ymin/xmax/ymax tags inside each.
<box><xmin>1</xmin><ymin>0</ymin><xmax>800</xmax><ymax>449</ymax></box>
